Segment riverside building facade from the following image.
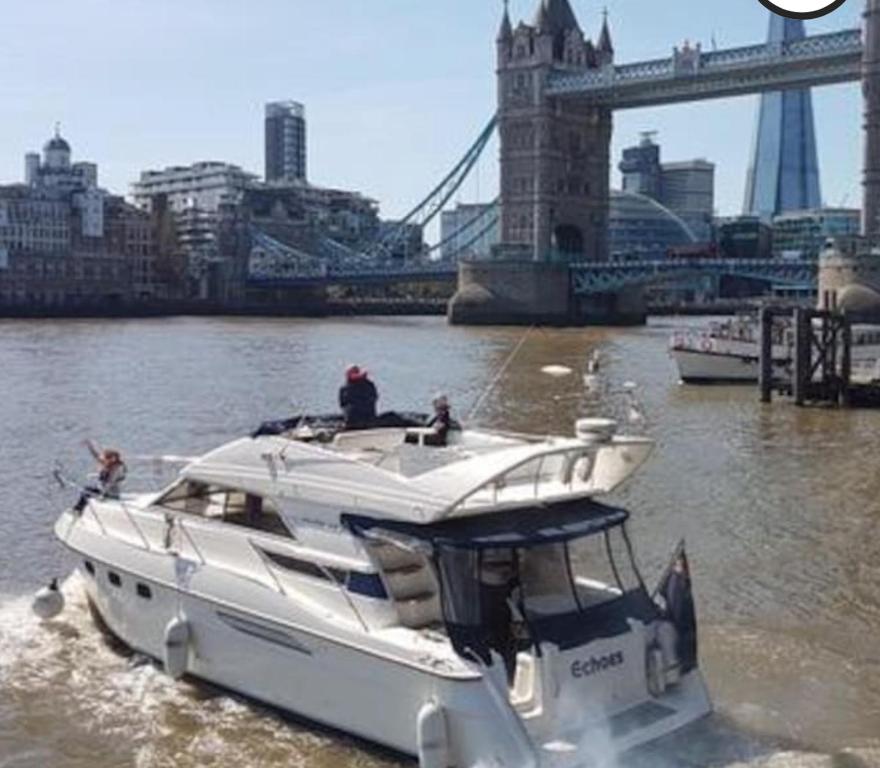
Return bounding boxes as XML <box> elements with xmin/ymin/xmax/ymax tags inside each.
<box><xmin>771</xmin><ymin>208</ymin><xmax>861</xmax><ymax>259</ymax></box>
<box><xmin>0</xmin><ymin>131</ymin><xmax>171</xmax><ymax>309</ymax></box>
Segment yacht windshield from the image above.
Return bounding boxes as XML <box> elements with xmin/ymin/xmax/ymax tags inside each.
<box><xmin>345</xmin><ymin>500</ymin><xmax>659</xmax><ymax>665</ymax></box>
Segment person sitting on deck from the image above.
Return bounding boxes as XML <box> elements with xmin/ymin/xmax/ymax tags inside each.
<box><xmin>339</xmin><ymin>365</ymin><xmax>378</xmax><ymax>430</ymax></box>
<box><xmin>74</xmin><ymin>440</ymin><xmax>127</xmax><ymax>512</ymax></box>
<box><xmin>404</xmin><ymin>393</ymin><xmax>454</xmax><ymax>447</ymax></box>
<box><xmin>425</xmin><ymin>394</ymin><xmax>453</xmax><ymax>447</ymax></box>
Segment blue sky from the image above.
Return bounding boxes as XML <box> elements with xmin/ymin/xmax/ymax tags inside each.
<box><xmin>0</xmin><ymin>0</ymin><xmax>864</xmax><ymax>225</ymax></box>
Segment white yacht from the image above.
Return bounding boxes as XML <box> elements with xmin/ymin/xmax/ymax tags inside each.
<box><xmin>671</xmin><ymin>316</ymin><xmax>880</xmax><ymax>385</ymax></box>
<box><xmin>669</xmin><ymin>316</ymin><xmax>792</xmax><ymax>384</ymax></box>
<box><xmin>51</xmin><ymin>415</ymin><xmax>712</xmax><ymax>767</ymax></box>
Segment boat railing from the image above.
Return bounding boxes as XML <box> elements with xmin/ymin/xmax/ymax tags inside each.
<box><xmin>249</xmin><ymin>537</ymin><xmax>288</xmax><ymax>595</ymax></box>
<box><xmin>317</xmin><ymin>563</ymin><xmax>371</xmax><ymax>633</ymax></box>
<box><xmin>446</xmin><ymin>444</ymin><xmax>604</xmax><ymax>514</ymax></box>
<box><xmin>246</xmin><ymin>535</ymin><xmax>371</xmax><ymax>632</ymax></box>
<box><xmin>70</xmin><ymin>477</ymin><xmax>154</xmax><ymax>553</ymax></box>
<box><xmin>116</xmin><ymin>496</ymin><xmax>153</xmax><ymax>552</ymax></box>
<box><xmin>172</xmin><ymin>516</ymin><xmax>207</xmax><ymax>564</ymax></box>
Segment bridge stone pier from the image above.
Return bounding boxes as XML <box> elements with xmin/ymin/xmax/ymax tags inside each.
<box><xmin>449</xmin><ymin>255</ymin><xmax>645</xmax><ymax>325</ymax></box>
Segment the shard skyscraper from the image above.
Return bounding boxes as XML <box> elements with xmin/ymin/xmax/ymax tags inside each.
<box><xmin>743</xmin><ymin>15</ymin><xmax>822</xmax><ymax>218</ymax></box>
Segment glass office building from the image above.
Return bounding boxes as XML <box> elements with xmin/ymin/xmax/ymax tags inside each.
<box><xmin>743</xmin><ymin>15</ymin><xmax>821</xmax><ymax>218</ymax></box>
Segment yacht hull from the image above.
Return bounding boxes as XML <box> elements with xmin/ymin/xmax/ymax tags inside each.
<box><xmin>671</xmin><ymin>348</ymin><xmax>785</xmax><ymax>384</ymax></box>
<box><xmin>54</xmin><ymin>435</ymin><xmax>714</xmax><ymax>768</ymax></box>
<box><xmin>68</xmin><ymin>555</ymin><xmax>711</xmax><ymax>767</ymax></box>
<box><xmin>58</xmin><ymin>519</ymin><xmax>534</xmax><ymax>766</ymax></box>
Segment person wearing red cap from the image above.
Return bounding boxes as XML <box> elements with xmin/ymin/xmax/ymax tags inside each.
<box><xmin>339</xmin><ymin>365</ymin><xmax>378</xmax><ymax>429</ymax></box>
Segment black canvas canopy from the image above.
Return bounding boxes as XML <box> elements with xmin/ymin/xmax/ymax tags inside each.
<box><xmin>253</xmin><ymin>411</ymin><xmax>433</xmax><ymax>439</ymax></box>
<box><xmin>344</xmin><ymin>499</ymin><xmax>628</xmax><ymax>550</ymax></box>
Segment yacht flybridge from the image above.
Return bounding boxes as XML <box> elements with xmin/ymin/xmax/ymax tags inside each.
<box><xmin>52</xmin><ymin>417</ymin><xmax>711</xmax><ymax>767</ymax></box>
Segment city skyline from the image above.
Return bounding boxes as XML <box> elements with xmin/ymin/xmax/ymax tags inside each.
<box><xmin>0</xmin><ymin>0</ymin><xmax>864</xmax><ymax>222</ymax></box>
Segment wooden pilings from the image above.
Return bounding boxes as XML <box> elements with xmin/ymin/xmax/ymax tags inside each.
<box><xmin>760</xmin><ymin>306</ymin><xmax>858</xmax><ymax>407</ymax></box>
<box><xmin>758</xmin><ymin>307</ymin><xmax>791</xmax><ymax>403</ymax></box>
<box><xmin>792</xmin><ymin>308</ymin><xmax>809</xmax><ymax>407</ymax></box>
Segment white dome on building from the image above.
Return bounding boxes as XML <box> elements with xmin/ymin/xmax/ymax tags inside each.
<box><xmin>43</xmin><ymin>127</ymin><xmax>71</xmax><ymax>171</ymax></box>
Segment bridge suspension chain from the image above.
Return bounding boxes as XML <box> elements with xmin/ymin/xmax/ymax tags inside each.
<box><xmin>247</xmin><ymin>116</ymin><xmax>498</xmax><ymax>281</ymax></box>
<box><xmin>366</xmin><ymin>115</ymin><xmax>498</xmax><ymax>261</ymax></box>
<box><xmin>424</xmin><ymin>197</ymin><xmax>499</xmax><ymax>260</ymax></box>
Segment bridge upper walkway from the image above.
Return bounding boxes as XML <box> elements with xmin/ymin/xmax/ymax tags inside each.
<box><xmin>547</xmin><ymin>28</ymin><xmax>861</xmax><ymax>109</ymax></box>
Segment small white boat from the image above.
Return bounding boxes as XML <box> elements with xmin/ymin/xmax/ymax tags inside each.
<box><xmin>669</xmin><ymin>317</ymin><xmax>791</xmax><ymax>384</ymax></box>
<box><xmin>671</xmin><ymin>317</ymin><xmax>880</xmax><ymax>385</ymax></box>
<box><xmin>51</xmin><ymin>414</ymin><xmax>711</xmax><ymax>767</ymax></box>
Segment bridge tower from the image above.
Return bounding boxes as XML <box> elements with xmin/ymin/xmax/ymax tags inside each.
<box><xmin>864</xmin><ymin>0</ymin><xmax>880</xmax><ymax>236</ymax></box>
<box><xmin>496</xmin><ymin>0</ymin><xmax>612</xmax><ymax>262</ymax></box>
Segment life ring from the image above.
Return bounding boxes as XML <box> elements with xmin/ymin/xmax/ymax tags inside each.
<box><xmin>700</xmin><ymin>337</ymin><xmax>713</xmax><ymax>353</ymax></box>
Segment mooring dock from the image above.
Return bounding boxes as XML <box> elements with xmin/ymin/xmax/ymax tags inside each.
<box><xmin>759</xmin><ymin>306</ymin><xmax>880</xmax><ymax>407</ymax></box>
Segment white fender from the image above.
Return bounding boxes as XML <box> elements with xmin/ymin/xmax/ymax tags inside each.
<box><xmin>32</xmin><ymin>578</ymin><xmax>64</xmax><ymax>620</ymax></box>
<box><xmin>163</xmin><ymin>616</ymin><xmax>190</xmax><ymax>680</ymax></box>
<box><xmin>417</xmin><ymin>699</ymin><xmax>450</xmax><ymax>768</ymax></box>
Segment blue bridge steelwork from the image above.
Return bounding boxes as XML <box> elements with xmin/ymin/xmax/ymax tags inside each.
<box><xmin>247</xmin><ymin>262</ymin><xmax>458</xmax><ymax>289</ymax></box>
<box><xmin>247</xmin><ymin>254</ymin><xmax>817</xmax><ymax>294</ymax></box>
<box><xmin>547</xmin><ymin>28</ymin><xmax>861</xmax><ymax>109</ymax></box>
<box><xmin>570</xmin><ymin>257</ymin><xmax>817</xmax><ymax>295</ymax></box>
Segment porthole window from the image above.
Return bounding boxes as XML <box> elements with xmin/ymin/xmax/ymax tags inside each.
<box><xmin>136</xmin><ymin>583</ymin><xmax>152</xmax><ymax>600</ymax></box>
<box><xmin>84</xmin><ymin>560</ymin><xmax>95</xmax><ymax>577</ymax></box>
<box><xmin>108</xmin><ymin>571</ymin><xmax>122</xmax><ymax>587</ymax></box>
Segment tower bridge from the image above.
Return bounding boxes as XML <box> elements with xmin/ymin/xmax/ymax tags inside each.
<box><xmin>448</xmin><ymin>0</ymin><xmax>880</xmax><ymax>325</ymax></box>
<box><xmin>245</xmin><ymin>0</ymin><xmax>880</xmax><ymax>323</ymax></box>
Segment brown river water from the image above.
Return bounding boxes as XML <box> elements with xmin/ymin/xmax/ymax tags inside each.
<box><xmin>1</xmin><ymin>316</ymin><xmax>879</xmax><ymax>767</ymax></box>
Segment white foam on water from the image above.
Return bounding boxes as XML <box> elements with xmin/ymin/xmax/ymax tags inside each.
<box><xmin>4</xmin><ymin>577</ymin><xmax>875</xmax><ymax>767</ymax></box>
<box><xmin>0</xmin><ymin>573</ymin><xmax>355</xmax><ymax>766</ymax></box>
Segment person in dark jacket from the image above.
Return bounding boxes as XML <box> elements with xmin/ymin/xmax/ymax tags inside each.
<box><xmin>339</xmin><ymin>365</ymin><xmax>378</xmax><ymax>429</ymax></box>
<box><xmin>404</xmin><ymin>393</ymin><xmax>455</xmax><ymax>447</ymax></box>
<box><xmin>660</xmin><ymin>551</ymin><xmax>698</xmax><ymax>673</ymax></box>
<box><xmin>425</xmin><ymin>394</ymin><xmax>453</xmax><ymax>447</ymax></box>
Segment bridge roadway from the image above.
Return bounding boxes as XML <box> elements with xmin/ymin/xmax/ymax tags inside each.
<box><xmin>248</xmin><ymin>256</ymin><xmax>818</xmax><ymax>294</ymax></box>
<box><xmin>547</xmin><ymin>28</ymin><xmax>861</xmax><ymax>109</ymax></box>
<box><xmin>247</xmin><ymin>263</ymin><xmax>458</xmax><ymax>288</ymax></box>
<box><xmin>570</xmin><ymin>256</ymin><xmax>817</xmax><ymax>294</ymax></box>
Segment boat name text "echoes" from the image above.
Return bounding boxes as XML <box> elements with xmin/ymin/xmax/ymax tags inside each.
<box><xmin>571</xmin><ymin>651</ymin><xmax>624</xmax><ymax>678</ymax></box>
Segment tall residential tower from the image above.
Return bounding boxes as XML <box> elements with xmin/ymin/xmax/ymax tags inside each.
<box><xmin>265</xmin><ymin>101</ymin><xmax>307</xmax><ymax>183</ymax></box>
<box><xmin>743</xmin><ymin>15</ymin><xmax>822</xmax><ymax>219</ymax></box>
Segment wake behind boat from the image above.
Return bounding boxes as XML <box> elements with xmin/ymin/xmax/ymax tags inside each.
<box><xmin>47</xmin><ymin>415</ymin><xmax>711</xmax><ymax>767</ymax></box>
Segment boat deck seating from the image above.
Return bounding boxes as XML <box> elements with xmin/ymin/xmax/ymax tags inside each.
<box><xmin>368</xmin><ymin>541</ymin><xmax>444</xmax><ymax>630</ymax></box>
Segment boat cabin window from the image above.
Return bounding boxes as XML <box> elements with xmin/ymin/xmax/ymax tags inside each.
<box><xmin>436</xmin><ymin>523</ymin><xmax>654</xmax><ymax>664</ymax></box>
<box><xmin>157</xmin><ymin>480</ymin><xmax>294</xmax><ymax>539</ymax></box>
<box><xmin>346</xmin><ymin>503</ymin><xmax>659</xmax><ymax>665</ymax></box>
<box><xmin>567</xmin><ymin>526</ymin><xmax>643</xmax><ymax>608</ymax></box>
